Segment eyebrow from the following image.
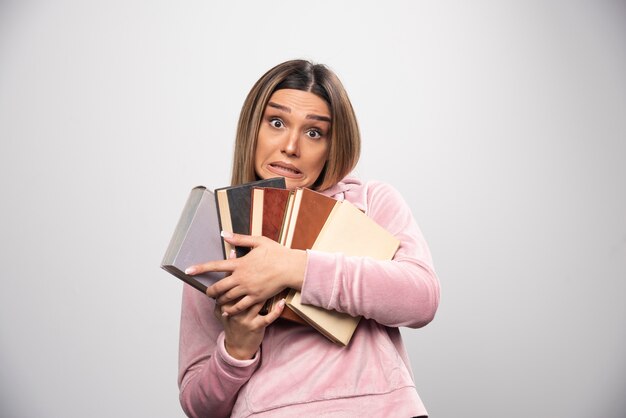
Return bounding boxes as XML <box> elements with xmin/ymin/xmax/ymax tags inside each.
<box><xmin>267</xmin><ymin>101</ymin><xmax>332</xmax><ymax>123</ymax></box>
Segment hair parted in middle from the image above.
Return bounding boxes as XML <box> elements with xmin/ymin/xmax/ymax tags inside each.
<box><xmin>230</xmin><ymin>59</ymin><xmax>361</xmax><ymax>191</ymax></box>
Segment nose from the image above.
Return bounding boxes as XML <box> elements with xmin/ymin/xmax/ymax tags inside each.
<box><xmin>282</xmin><ymin>130</ymin><xmax>300</xmax><ymax>157</ymax></box>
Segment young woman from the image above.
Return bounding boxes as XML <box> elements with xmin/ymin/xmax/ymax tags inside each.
<box><xmin>180</xmin><ymin>59</ymin><xmax>440</xmax><ymax>417</ymax></box>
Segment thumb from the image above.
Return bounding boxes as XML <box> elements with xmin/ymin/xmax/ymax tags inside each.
<box><xmin>261</xmin><ymin>298</ymin><xmax>286</xmax><ymax>326</ymax></box>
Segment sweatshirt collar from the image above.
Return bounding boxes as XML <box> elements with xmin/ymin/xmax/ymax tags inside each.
<box><xmin>319</xmin><ymin>175</ymin><xmax>367</xmax><ymax>212</ymax></box>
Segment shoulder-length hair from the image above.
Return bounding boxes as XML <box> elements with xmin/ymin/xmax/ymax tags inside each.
<box><xmin>230</xmin><ymin>59</ymin><xmax>361</xmax><ymax>191</ymax></box>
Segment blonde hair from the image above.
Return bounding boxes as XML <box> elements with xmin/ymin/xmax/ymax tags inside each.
<box><xmin>230</xmin><ymin>60</ymin><xmax>361</xmax><ymax>191</ymax></box>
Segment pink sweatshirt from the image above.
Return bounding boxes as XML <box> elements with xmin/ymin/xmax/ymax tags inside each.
<box><xmin>178</xmin><ymin>177</ymin><xmax>440</xmax><ymax>417</ymax></box>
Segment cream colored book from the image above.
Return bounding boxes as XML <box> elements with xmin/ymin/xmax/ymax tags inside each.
<box><xmin>286</xmin><ymin>199</ymin><xmax>400</xmax><ymax>346</ymax></box>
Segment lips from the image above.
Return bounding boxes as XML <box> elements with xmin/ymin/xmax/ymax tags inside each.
<box><xmin>267</xmin><ymin>162</ymin><xmax>303</xmax><ymax>178</ymax></box>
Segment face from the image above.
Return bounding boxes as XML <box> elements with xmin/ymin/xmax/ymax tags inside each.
<box><xmin>254</xmin><ymin>89</ymin><xmax>331</xmax><ymax>190</ymax></box>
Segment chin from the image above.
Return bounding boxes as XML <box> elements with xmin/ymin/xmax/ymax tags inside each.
<box><xmin>286</xmin><ymin>179</ymin><xmax>312</xmax><ymax>190</ymax></box>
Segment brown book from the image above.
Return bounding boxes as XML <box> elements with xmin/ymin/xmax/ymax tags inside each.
<box><xmin>269</xmin><ymin>188</ymin><xmax>340</xmax><ymax>323</ymax></box>
<box><xmin>250</xmin><ymin>187</ymin><xmax>291</xmax><ymax>241</ymax></box>
<box><xmin>215</xmin><ymin>178</ymin><xmax>286</xmax><ymax>259</ymax></box>
<box><xmin>161</xmin><ymin>186</ymin><xmax>226</xmax><ymax>292</ymax></box>
<box><xmin>249</xmin><ymin>187</ymin><xmax>303</xmax><ymax>322</ymax></box>
<box><xmin>285</xmin><ymin>199</ymin><xmax>400</xmax><ymax>346</ymax></box>
<box><xmin>283</xmin><ymin>188</ymin><xmax>340</xmax><ymax>250</ymax></box>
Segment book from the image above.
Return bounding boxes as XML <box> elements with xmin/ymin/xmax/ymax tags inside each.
<box><xmin>279</xmin><ymin>192</ymin><xmax>296</xmax><ymax>246</ymax></box>
<box><xmin>250</xmin><ymin>187</ymin><xmax>306</xmax><ymax>323</ymax></box>
<box><xmin>283</xmin><ymin>188</ymin><xmax>340</xmax><ymax>250</ymax></box>
<box><xmin>285</xmin><ymin>198</ymin><xmax>400</xmax><ymax>346</ymax></box>
<box><xmin>250</xmin><ymin>187</ymin><xmax>292</xmax><ymax>242</ymax></box>
<box><xmin>161</xmin><ymin>186</ymin><xmax>226</xmax><ymax>293</ymax></box>
<box><xmin>215</xmin><ymin>177</ymin><xmax>286</xmax><ymax>259</ymax></box>
<box><xmin>265</xmin><ymin>188</ymin><xmax>339</xmax><ymax>321</ymax></box>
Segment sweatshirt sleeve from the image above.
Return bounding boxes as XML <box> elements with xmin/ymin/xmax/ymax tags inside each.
<box><xmin>300</xmin><ymin>181</ymin><xmax>440</xmax><ymax>328</ymax></box>
<box><xmin>178</xmin><ymin>285</ymin><xmax>260</xmax><ymax>417</ymax></box>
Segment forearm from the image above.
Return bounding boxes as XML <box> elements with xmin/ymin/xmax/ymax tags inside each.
<box><xmin>178</xmin><ymin>286</ymin><xmax>258</xmax><ymax>417</ymax></box>
<box><xmin>300</xmin><ymin>180</ymin><xmax>440</xmax><ymax>328</ymax></box>
<box><xmin>179</xmin><ymin>334</ymin><xmax>259</xmax><ymax>418</ymax></box>
<box><xmin>302</xmin><ymin>250</ymin><xmax>439</xmax><ymax>327</ymax></box>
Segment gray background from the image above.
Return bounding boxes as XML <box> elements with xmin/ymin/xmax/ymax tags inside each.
<box><xmin>1</xmin><ymin>1</ymin><xmax>625</xmax><ymax>417</ymax></box>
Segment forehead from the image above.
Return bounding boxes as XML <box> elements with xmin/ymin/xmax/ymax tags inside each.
<box><xmin>266</xmin><ymin>89</ymin><xmax>331</xmax><ymax>117</ymax></box>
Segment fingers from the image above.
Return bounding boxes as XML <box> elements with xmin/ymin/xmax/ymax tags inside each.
<box><xmin>205</xmin><ymin>276</ymin><xmax>239</xmax><ymax>299</ymax></box>
<box><xmin>205</xmin><ymin>248</ymin><xmax>239</xmax><ymax>299</ymax></box>
<box><xmin>215</xmin><ymin>299</ymin><xmax>285</xmax><ymax>331</ymax></box>
<box><xmin>221</xmin><ymin>295</ymin><xmax>256</xmax><ymax>317</ymax></box>
<box><xmin>215</xmin><ymin>287</ymin><xmax>247</xmax><ymax>306</ymax></box>
<box><xmin>259</xmin><ymin>298</ymin><xmax>286</xmax><ymax>325</ymax></box>
<box><xmin>221</xmin><ymin>231</ymin><xmax>266</xmax><ymax>249</ymax></box>
<box><xmin>185</xmin><ymin>258</ymin><xmax>236</xmax><ymax>276</ymax></box>
<box><xmin>185</xmin><ymin>233</ymin><xmax>266</xmax><ymax>276</ymax></box>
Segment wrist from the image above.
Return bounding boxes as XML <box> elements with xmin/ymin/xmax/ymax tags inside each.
<box><xmin>285</xmin><ymin>249</ymin><xmax>307</xmax><ymax>291</ymax></box>
<box><xmin>224</xmin><ymin>339</ymin><xmax>257</xmax><ymax>360</ymax></box>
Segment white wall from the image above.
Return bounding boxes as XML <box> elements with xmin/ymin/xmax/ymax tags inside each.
<box><xmin>1</xmin><ymin>1</ymin><xmax>624</xmax><ymax>417</ymax></box>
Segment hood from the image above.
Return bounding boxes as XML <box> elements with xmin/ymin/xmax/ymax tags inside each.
<box><xmin>320</xmin><ymin>175</ymin><xmax>366</xmax><ymax>211</ymax></box>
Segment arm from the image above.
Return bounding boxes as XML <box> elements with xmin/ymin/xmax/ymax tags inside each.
<box><xmin>178</xmin><ymin>285</ymin><xmax>285</xmax><ymax>417</ymax></box>
<box><xmin>178</xmin><ymin>286</ymin><xmax>254</xmax><ymax>418</ymax></box>
<box><xmin>300</xmin><ymin>181</ymin><xmax>440</xmax><ymax>328</ymax></box>
<box><xmin>187</xmin><ymin>182</ymin><xmax>439</xmax><ymax>326</ymax></box>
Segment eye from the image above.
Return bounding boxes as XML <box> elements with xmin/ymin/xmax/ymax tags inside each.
<box><xmin>306</xmin><ymin>129</ymin><xmax>323</xmax><ymax>139</ymax></box>
<box><xmin>269</xmin><ymin>118</ymin><xmax>284</xmax><ymax>129</ymax></box>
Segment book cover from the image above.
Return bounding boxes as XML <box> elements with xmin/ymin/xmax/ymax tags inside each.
<box><xmin>250</xmin><ymin>187</ymin><xmax>291</xmax><ymax>242</ymax></box>
<box><xmin>283</xmin><ymin>188</ymin><xmax>340</xmax><ymax>250</ymax></box>
<box><xmin>268</xmin><ymin>188</ymin><xmax>340</xmax><ymax>323</ymax></box>
<box><xmin>250</xmin><ymin>187</ymin><xmax>306</xmax><ymax>323</ymax></box>
<box><xmin>286</xmin><ymin>199</ymin><xmax>400</xmax><ymax>346</ymax></box>
<box><xmin>161</xmin><ymin>186</ymin><xmax>226</xmax><ymax>293</ymax></box>
<box><xmin>215</xmin><ymin>177</ymin><xmax>286</xmax><ymax>258</ymax></box>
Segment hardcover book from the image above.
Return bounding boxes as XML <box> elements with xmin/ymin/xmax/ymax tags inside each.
<box><xmin>250</xmin><ymin>187</ymin><xmax>306</xmax><ymax>323</ymax></box>
<box><xmin>265</xmin><ymin>188</ymin><xmax>340</xmax><ymax>323</ymax></box>
<box><xmin>215</xmin><ymin>177</ymin><xmax>286</xmax><ymax>258</ymax></box>
<box><xmin>250</xmin><ymin>187</ymin><xmax>292</xmax><ymax>242</ymax></box>
<box><xmin>282</xmin><ymin>188</ymin><xmax>340</xmax><ymax>250</ymax></box>
<box><xmin>161</xmin><ymin>186</ymin><xmax>226</xmax><ymax>293</ymax></box>
<box><xmin>285</xmin><ymin>199</ymin><xmax>400</xmax><ymax>346</ymax></box>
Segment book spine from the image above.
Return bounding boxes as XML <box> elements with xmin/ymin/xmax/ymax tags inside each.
<box><xmin>161</xmin><ymin>265</ymin><xmax>208</xmax><ymax>293</ymax></box>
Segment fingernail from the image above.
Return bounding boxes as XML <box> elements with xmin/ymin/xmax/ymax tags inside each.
<box><xmin>229</xmin><ymin>249</ymin><xmax>236</xmax><ymax>259</ymax></box>
<box><xmin>278</xmin><ymin>298</ymin><xmax>286</xmax><ymax>308</ymax></box>
<box><xmin>221</xmin><ymin>230</ymin><xmax>234</xmax><ymax>239</ymax></box>
<box><xmin>222</xmin><ymin>311</ymin><xmax>229</xmax><ymax>317</ymax></box>
<box><xmin>185</xmin><ymin>266</ymin><xmax>197</xmax><ymax>275</ymax></box>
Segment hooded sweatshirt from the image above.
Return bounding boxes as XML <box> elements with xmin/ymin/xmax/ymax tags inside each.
<box><xmin>178</xmin><ymin>177</ymin><xmax>440</xmax><ymax>417</ymax></box>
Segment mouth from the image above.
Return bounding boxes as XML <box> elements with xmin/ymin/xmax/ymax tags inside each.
<box><xmin>267</xmin><ymin>162</ymin><xmax>303</xmax><ymax>178</ymax></box>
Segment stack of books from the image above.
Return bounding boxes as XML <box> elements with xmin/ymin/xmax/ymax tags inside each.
<box><xmin>161</xmin><ymin>178</ymin><xmax>399</xmax><ymax>346</ymax></box>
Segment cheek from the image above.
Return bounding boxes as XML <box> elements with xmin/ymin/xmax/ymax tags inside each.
<box><xmin>253</xmin><ymin>147</ymin><xmax>265</xmax><ymax>176</ymax></box>
<box><xmin>309</xmin><ymin>145</ymin><xmax>329</xmax><ymax>174</ymax></box>
<box><xmin>254</xmin><ymin>134</ymin><xmax>269</xmax><ymax>167</ymax></box>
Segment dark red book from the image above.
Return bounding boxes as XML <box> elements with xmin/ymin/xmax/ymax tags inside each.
<box><xmin>250</xmin><ymin>187</ymin><xmax>292</xmax><ymax>242</ymax></box>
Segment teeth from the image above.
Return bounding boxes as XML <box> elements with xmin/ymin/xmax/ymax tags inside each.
<box><xmin>273</xmin><ymin>164</ymin><xmax>299</xmax><ymax>174</ymax></box>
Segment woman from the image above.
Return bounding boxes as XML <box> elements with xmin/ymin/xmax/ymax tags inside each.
<box><xmin>180</xmin><ymin>59</ymin><xmax>440</xmax><ymax>417</ymax></box>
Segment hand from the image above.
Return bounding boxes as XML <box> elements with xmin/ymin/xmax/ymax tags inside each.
<box><xmin>186</xmin><ymin>231</ymin><xmax>307</xmax><ymax>316</ymax></box>
<box><xmin>215</xmin><ymin>297</ymin><xmax>286</xmax><ymax>360</ymax></box>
